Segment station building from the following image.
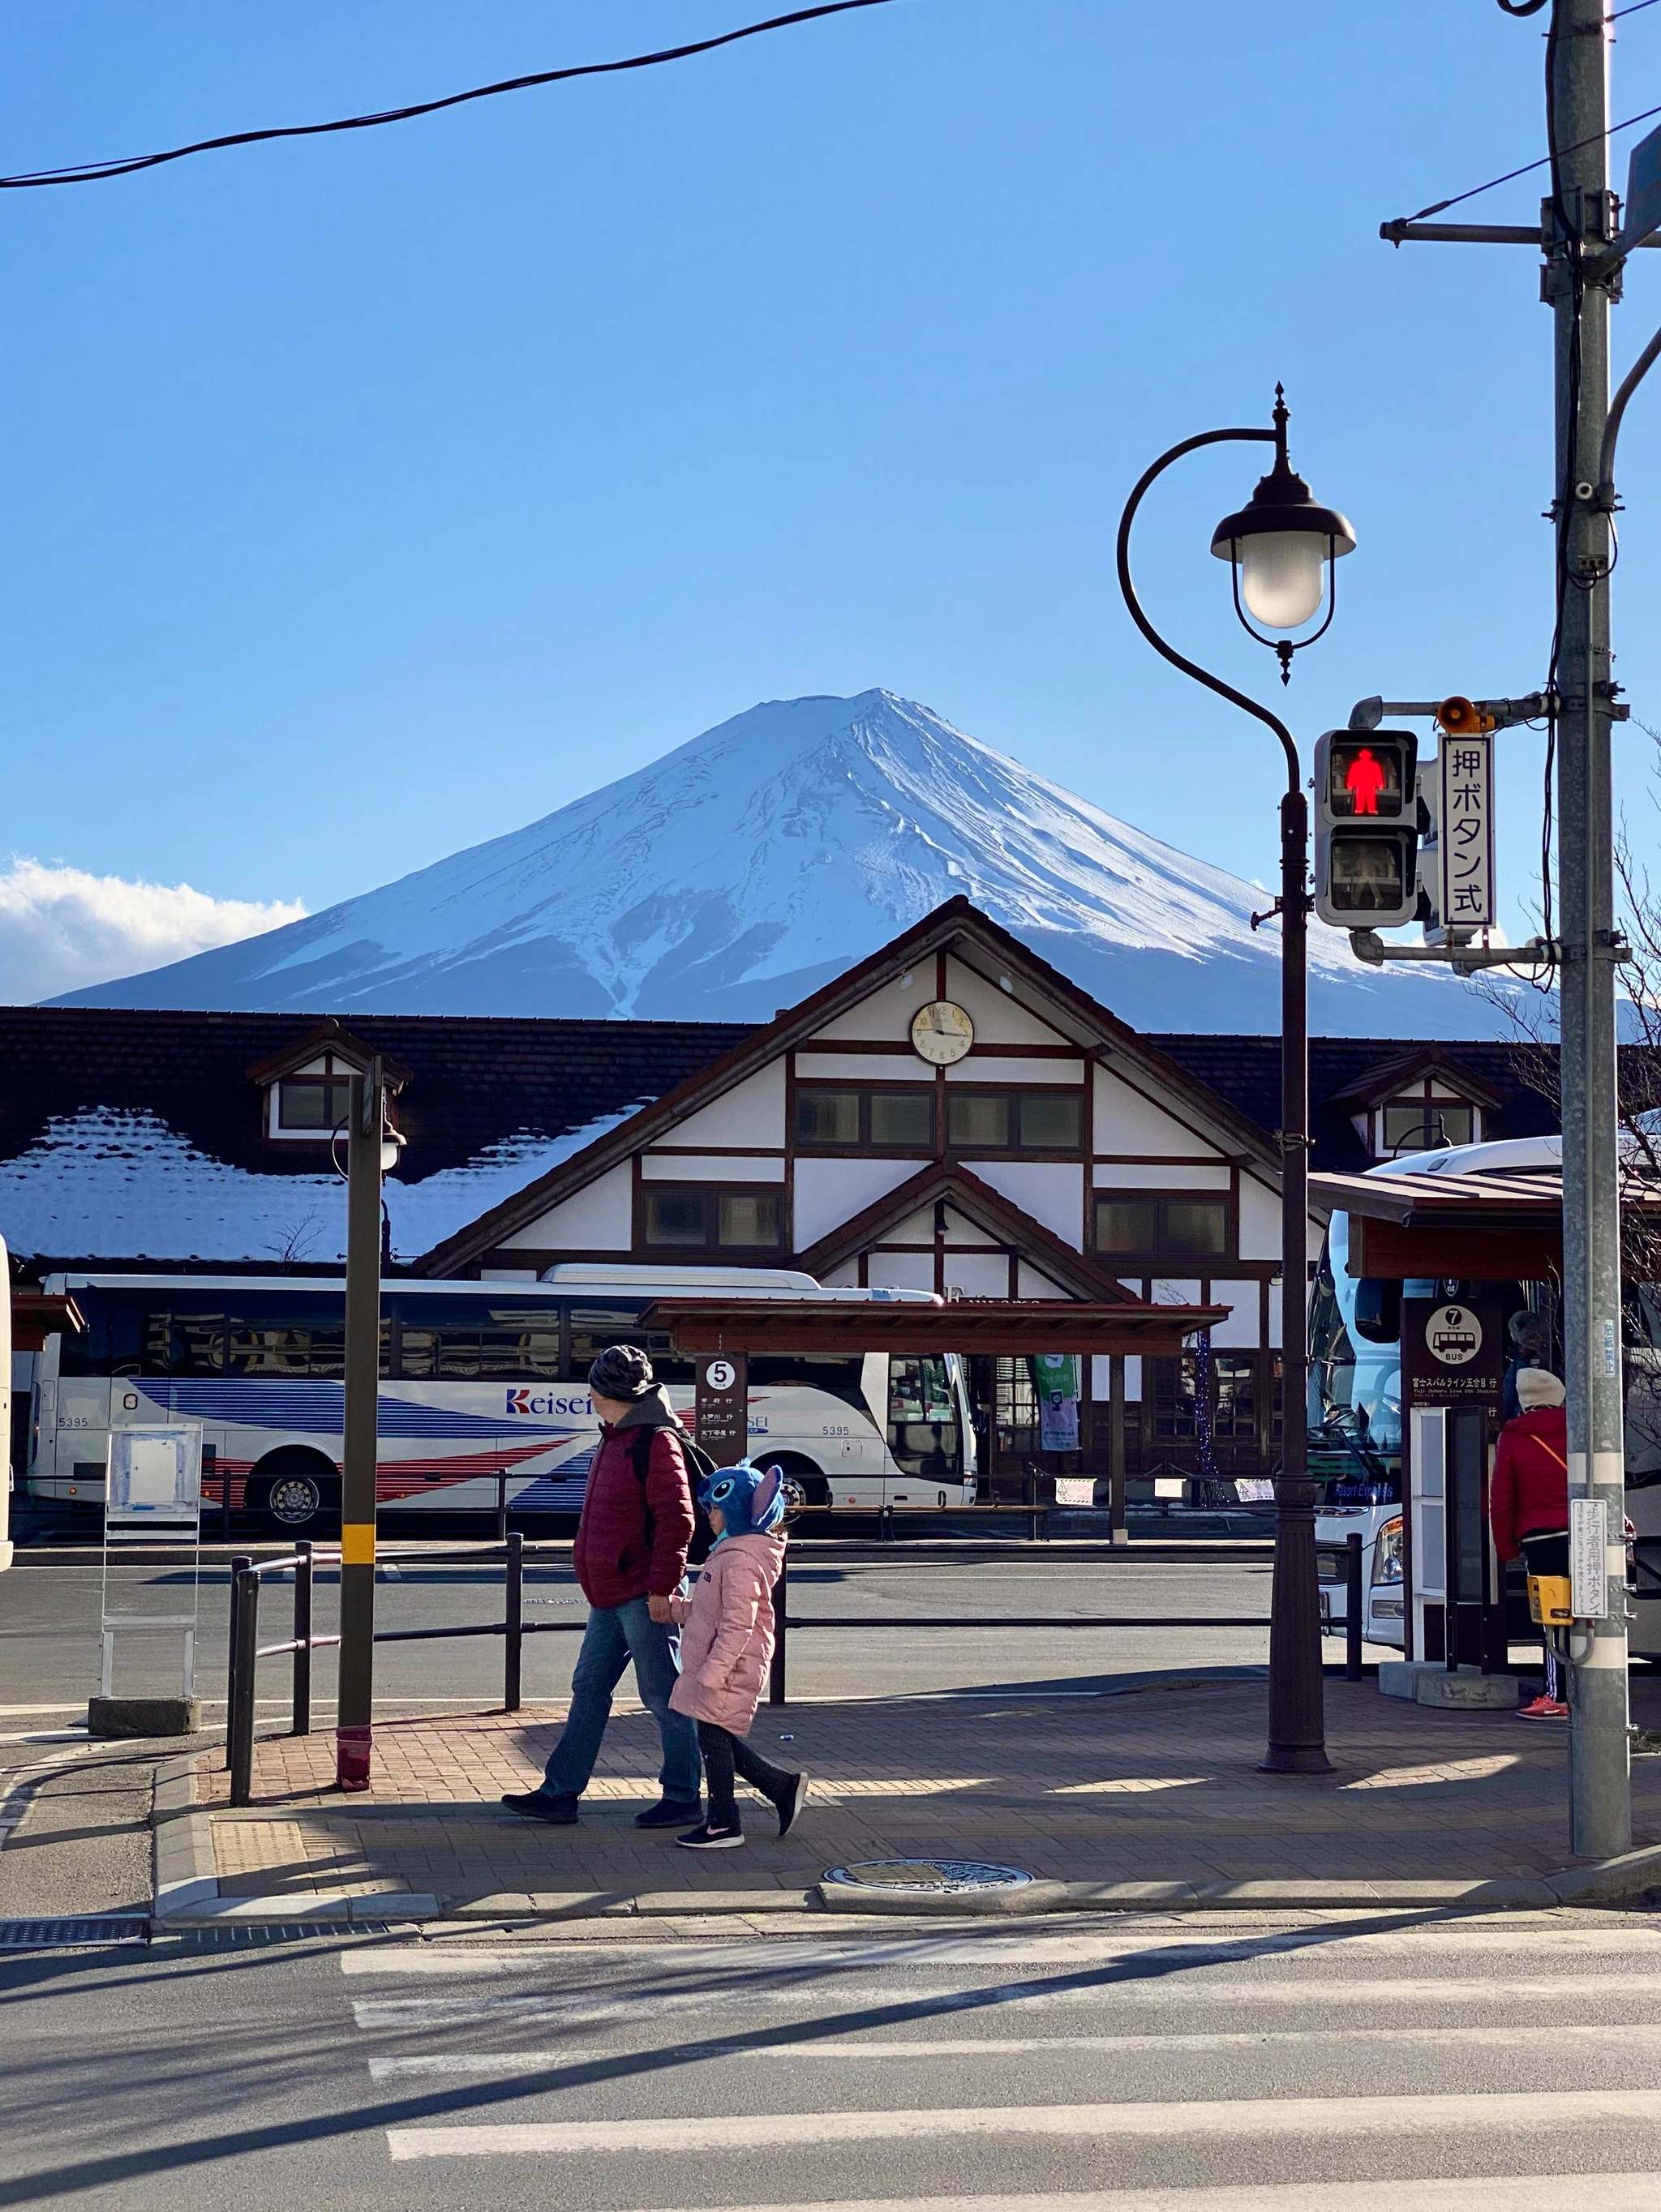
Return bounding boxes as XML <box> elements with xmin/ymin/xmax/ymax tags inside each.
<box><xmin>0</xmin><ymin>897</ymin><xmax>1554</xmax><ymax>1487</ymax></box>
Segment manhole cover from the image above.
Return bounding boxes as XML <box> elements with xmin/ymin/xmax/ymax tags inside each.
<box><xmin>821</xmin><ymin>1858</ymin><xmax>1033</xmax><ymax>1896</ymax></box>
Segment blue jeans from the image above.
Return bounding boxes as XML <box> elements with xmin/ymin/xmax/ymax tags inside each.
<box><xmin>540</xmin><ymin>1594</ymin><xmax>702</xmax><ymax>1805</ymax></box>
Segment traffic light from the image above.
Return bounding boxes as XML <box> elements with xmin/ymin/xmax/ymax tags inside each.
<box><xmin>1313</xmin><ymin>729</ymin><xmax>1420</xmax><ymax>928</ymax></box>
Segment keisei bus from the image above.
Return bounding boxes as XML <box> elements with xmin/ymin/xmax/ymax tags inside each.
<box><xmin>25</xmin><ymin>1264</ymin><xmax>976</xmax><ymax>1534</ymax></box>
<box><xmin>1308</xmin><ymin>1134</ymin><xmax>1661</xmax><ymax>1654</ymax></box>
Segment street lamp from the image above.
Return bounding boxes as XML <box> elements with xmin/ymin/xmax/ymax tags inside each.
<box><xmin>1116</xmin><ymin>386</ymin><xmax>1354</xmax><ymax>1777</ymax></box>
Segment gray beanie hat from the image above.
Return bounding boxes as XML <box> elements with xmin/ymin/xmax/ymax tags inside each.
<box><xmin>1516</xmin><ymin>1366</ymin><xmax>1566</xmax><ymax>1411</ymax></box>
<box><xmin>587</xmin><ymin>1343</ymin><xmax>655</xmax><ymax>1402</ymax></box>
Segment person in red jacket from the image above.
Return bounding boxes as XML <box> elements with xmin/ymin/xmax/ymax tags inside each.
<box><xmin>1490</xmin><ymin>1366</ymin><xmax>1569</xmax><ymax>1721</ymax></box>
<box><xmin>501</xmin><ymin>1344</ymin><xmax>702</xmax><ymax>1825</ymax></box>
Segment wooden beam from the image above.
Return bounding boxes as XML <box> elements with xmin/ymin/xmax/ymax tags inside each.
<box><xmin>1350</xmin><ymin>1216</ymin><xmax>1559</xmax><ymax>1282</ymax></box>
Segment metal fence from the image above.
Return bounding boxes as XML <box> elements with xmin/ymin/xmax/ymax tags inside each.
<box><xmin>223</xmin><ymin>1533</ymin><xmax>1367</xmax><ymax>1808</ymax></box>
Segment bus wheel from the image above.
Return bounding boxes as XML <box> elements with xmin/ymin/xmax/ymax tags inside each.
<box><xmin>253</xmin><ymin>1455</ymin><xmax>338</xmax><ymax>1536</ymax></box>
<box><xmin>766</xmin><ymin>1455</ymin><xmax>829</xmax><ymax>1509</ymax></box>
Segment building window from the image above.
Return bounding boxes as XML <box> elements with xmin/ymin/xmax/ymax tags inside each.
<box><xmin>795</xmin><ymin>1086</ymin><xmax>934</xmax><ymax>1151</ymax></box>
<box><xmin>1379</xmin><ymin>1097</ymin><xmax>1476</xmax><ymax>1154</ymax></box>
<box><xmin>1152</xmin><ymin>1356</ymin><xmax>1197</xmax><ymax>1440</ymax></box>
<box><xmin>277</xmin><ymin>1074</ymin><xmax>354</xmax><ymax>1131</ymax></box>
<box><xmin>944</xmin><ymin>1088</ymin><xmax>1083</xmax><ymax>1154</ymax></box>
<box><xmin>1212</xmin><ymin>1353</ymin><xmax>1258</xmax><ymax>1440</ymax></box>
<box><xmin>642</xmin><ymin>1184</ymin><xmax>783</xmax><ymax>1250</ymax></box>
<box><xmin>1094</xmin><ymin>1192</ymin><xmax>1229</xmax><ymax>1260</ymax></box>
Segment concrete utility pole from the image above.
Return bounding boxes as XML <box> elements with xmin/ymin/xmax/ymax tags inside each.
<box><xmin>1549</xmin><ymin>0</ymin><xmax>1630</xmax><ymax>1857</ymax></box>
<box><xmin>335</xmin><ymin>1062</ymin><xmax>387</xmax><ymax>1793</ymax></box>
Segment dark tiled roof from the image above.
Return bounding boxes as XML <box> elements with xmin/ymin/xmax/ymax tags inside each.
<box><xmin>1148</xmin><ymin>1035</ymin><xmax>1564</xmax><ymax>1172</ymax></box>
<box><xmin>0</xmin><ymin>1006</ymin><xmax>749</xmax><ymax>1184</ymax></box>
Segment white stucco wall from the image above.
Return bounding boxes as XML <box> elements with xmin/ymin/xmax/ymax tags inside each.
<box><xmin>502</xmin><ymin>1162</ymin><xmax>633</xmax><ymax>1251</ymax></box>
<box><xmin>640</xmin><ymin>1154</ymin><xmax>787</xmax><ymax>1182</ymax></box>
<box><xmin>1205</xmin><ymin>1281</ymin><xmax>1263</xmax><ymax>1348</ymax></box>
<box><xmin>965</xmin><ymin>1160</ymin><xmax>1083</xmax><ymax>1247</ymax></box>
<box><xmin>664</xmin><ymin>1063</ymin><xmax>784</xmax><ymax>1148</ymax></box>
<box><xmin>944</xmin><ymin>955</ymin><xmax>1071</xmax><ymax>1047</ymax></box>
<box><xmin>1094</xmin><ymin>1066</ymin><xmax>1223</xmax><ymax>1158</ymax></box>
<box><xmin>941</xmin><ymin>1252</ymin><xmax>1010</xmax><ymax>1297</ymax></box>
<box><xmin>792</xmin><ymin>1157</ymin><xmax>918</xmax><ymax>1249</ymax></box>
<box><xmin>1091</xmin><ymin>1162</ymin><xmax>1232</xmax><ymax>1190</ymax></box>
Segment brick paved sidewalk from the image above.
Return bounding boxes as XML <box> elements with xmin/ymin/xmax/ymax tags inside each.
<box><xmin>193</xmin><ymin>1676</ymin><xmax>1661</xmax><ymax>1909</ymax></box>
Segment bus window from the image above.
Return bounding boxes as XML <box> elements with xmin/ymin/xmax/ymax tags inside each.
<box><xmin>888</xmin><ymin>1356</ymin><xmax>960</xmax><ymax>1479</ymax></box>
<box><xmin>566</xmin><ymin>1301</ymin><xmax>693</xmax><ymax>1385</ymax></box>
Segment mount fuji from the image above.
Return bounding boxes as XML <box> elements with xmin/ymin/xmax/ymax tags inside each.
<box><xmin>57</xmin><ymin>689</ymin><xmax>1513</xmax><ymax>1037</ymax></box>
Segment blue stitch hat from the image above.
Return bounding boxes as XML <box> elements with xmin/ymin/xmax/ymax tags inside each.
<box><xmin>697</xmin><ymin>1460</ymin><xmax>786</xmax><ymax>1542</ymax></box>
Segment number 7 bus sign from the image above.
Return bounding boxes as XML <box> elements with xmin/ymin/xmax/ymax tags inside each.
<box><xmin>1436</xmin><ymin>731</ymin><xmax>1495</xmax><ymax>932</ymax></box>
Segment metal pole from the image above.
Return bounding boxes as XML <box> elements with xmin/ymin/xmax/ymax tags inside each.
<box><xmin>769</xmin><ymin>1549</ymin><xmax>789</xmax><ymax>1706</ymax></box>
<box><xmin>335</xmin><ymin>1065</ymin><xmax>384</xmax><ymax>1794</ymax></box>
<box><xmin>1551</xmin><ymin>0</ymin><xmax>1630</xmax><ymax>1855</ymax></box>
<box><xmin>229</xmin><ymin>1568</ymin><xmax>259</xmax><ymax>1809</ymax></box>
<box><xmin>1115</xmin><ymin>426</ymin><xmax>1328</xmax><ymax>1775</ymax></box>
<box><xmin>1346</xmin><ymin>1530</ymin><xmax>1364</xmax><ymax>1683</ymax></box>
<box><xmin>496</xmin><ymin>1471</ymin><xmax>509</xmax><ymax>1544</ymax></box>
<box><xmin>504</xmin><ymin>1529</ymin><xmax>523</xmax><ymax>1713</ymax></box>
<box><xmin>224</xmin><ymin>1551</ymin><xmax>251</xmax><ymax>1771</ymax></box>
<box><xmin>1108</xmin><ymin>1354</ymin><xmax>1128</xmax><ymax>1545</ymax></box>
<box><xmin>293</xmin><ymin>1539</ymin><xmax>313</xmax><ymax>1738</ymax></box>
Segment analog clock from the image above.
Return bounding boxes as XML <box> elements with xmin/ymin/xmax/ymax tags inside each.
<box><xmin>910</xmin><ymin>1000</ymin><xmax>975</xmax><ymax>1065</ymax></box>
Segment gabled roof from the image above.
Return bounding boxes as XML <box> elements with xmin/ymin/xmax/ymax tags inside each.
<box><xmin>1321</xmin><ymin>1047</ymin><xmax>1505</xmax><ymax>1113</ymax></box>
<box><xmin>245</xmin><ymin>1018</ymin><xmax>412</xmax><ymax>1091</ymax></box>
<box><xmin>414</xmin><ymin>898</ymin><xmax>1286</xmax><ymax>1273</ymax></box>
<box><xmin>796</xmin><ymin>1161</ymin><xmax>1139</xmax><ymax>1305</ymax></box>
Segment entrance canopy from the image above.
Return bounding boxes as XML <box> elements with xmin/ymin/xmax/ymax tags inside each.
<box><xmin>640</xmin><ymin>1297</ymin><xmax>1229</xmax><ymax>1357</ymax></box>
<box><xmin>11</xmin><ymin>1290</ymin><xmax>83</xmax><ymax>1352</ymax></box>
<box><xmin>1311</xmin><ymin>1164</ymin><xmax>1661</xmax><ymax>1281</ymax></box>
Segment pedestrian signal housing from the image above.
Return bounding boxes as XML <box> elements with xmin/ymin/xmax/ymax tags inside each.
<box><xmin>1314</xmin><ymin>729</ymin><xmax>1420</xmax><ymax>928</ymax></box>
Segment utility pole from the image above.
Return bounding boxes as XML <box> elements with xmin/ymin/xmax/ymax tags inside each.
<box><xmin>1550</xmin><ymin>0</ymin><xmax>1630</xmax><ymax>1857</ymax></box>
<box><xmin>335</xmin><ymin>1061</ymin><xmax>387</xmax><ymax>1793</ymax></box>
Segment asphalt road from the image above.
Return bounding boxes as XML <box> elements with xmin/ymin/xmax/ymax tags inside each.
<box><xmin>0</xmin><ymin>1551</ymin><xmax>1358</xmax><ymax>1724</ymax></box>
<box><xmin>5</xmin><ymin>1914</ymin><xmax>1661</xmax><ymax>2208</ymax></box>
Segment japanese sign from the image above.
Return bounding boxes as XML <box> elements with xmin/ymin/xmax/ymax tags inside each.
<box><xmin>694</xmin><ymin>1353</ymin><xmax>749</xmax><ymax>1466</ymax></box>
<box><xmin>1570</xmin><ymin>1496</ymin><xmax>1609</xmax><ymax>1622</ymax></box>
<box><xmin>1436</xmin><ymin>733</ymin><xmax>1495</xmax><ymax>930</ymax></box>
<box><xmin>1401</xmin><ymin>1298</ymin><xmax>1505</xmax><ymax>1411</ymax></box>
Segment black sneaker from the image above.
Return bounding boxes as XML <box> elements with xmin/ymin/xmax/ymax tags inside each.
<box><xmin>499</xmin><ymin>1790</ymin><xmax>579</xmax><ymax>1824</ymax></box>
<box><xmin>774</xmin><ymin>1771</ymin><xmax>809</xmax><ymax>1838</ymax></box>
<box><xmin>634</xmin><ymin>1796</ymin><xmax>703</xmax><ymax>1830</ymax></box>
<box><xmin>676</xmin><ymin>1820</ymin><xmax>745</xmax><ymax>1850</ymax></box>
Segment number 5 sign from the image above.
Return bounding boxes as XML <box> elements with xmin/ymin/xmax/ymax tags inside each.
<box><xmin>696</xmin><ymin>1352</ymin><xmax>749</xmax><ymax>1465</ymax></box>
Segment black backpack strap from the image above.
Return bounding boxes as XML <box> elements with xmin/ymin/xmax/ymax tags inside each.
<box><xmin>626</xmin><ymin>1424</ymin><xmax>714</xmax><ymax>1569</ymax></box>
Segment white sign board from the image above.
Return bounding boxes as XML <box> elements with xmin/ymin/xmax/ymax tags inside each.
<box><xmin>105</xmin><ymin>1425</ymin><xmax>202</xmax><ymax>1527</ymax></box>
<box><xmin>1570</xmin><ymin>1495</ymin><xmax>1608</xmax><ymax>1623</ymax></box>
<box><xmin>1438</xmin><ymin>735</ymin><xmax>1496</xmax><ymax>930</ymax></box>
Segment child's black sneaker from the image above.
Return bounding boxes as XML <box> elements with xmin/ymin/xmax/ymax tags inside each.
<box><xmin>774</xmin><ymin>1771</ymin><xmax>809</xmax><ymax>1838</ymax></box>
<box><xmin>676</xmin><ymin>1820</ymin><xmax>745</xmax><ymax>1850</ymax></box>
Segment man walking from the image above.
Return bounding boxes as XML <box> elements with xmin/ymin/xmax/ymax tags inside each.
<box><xmin>501</xmin><ymin>1345</ymin><xmax>702</xmax><ymax>1827</ymax></box>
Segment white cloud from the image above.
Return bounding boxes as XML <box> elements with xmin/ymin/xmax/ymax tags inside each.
<box><xmin>0</xmin><ymin>856</ymin><xmax>307</xmax><ymax>1002</ymax></box>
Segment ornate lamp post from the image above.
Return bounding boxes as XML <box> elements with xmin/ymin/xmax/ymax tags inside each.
<box><xmin>1116</xmin><ymin>388</ymin><xmax>1354</xmax><ymax>1774</ymax></box>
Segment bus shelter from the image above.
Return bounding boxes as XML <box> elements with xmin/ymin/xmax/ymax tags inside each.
<box><xmin>1310</xmin><ymin>1167</ymin><xmax>1661</xmax><ymax>1678</ymax></box>
<box><xmin>639</xmin><ymin>1296</ymin><xmax>1229</xmax><ymax>1535</ymax></box>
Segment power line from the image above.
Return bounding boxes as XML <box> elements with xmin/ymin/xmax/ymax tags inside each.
<box><xmin>1396</xmin><ymin>96</ymin><xmax>1661</xmax><ymax>225</ymax></box>
<box><xmin>0</xmin><ymin>0</ymin><xmax>903</xmax><ymax>191</ymax></box>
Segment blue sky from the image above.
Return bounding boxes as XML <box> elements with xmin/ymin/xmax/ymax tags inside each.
<box><xmin>2</xmin><ymin>0</ymin><xmax>1657</xmax><ymax>993</ymax></box>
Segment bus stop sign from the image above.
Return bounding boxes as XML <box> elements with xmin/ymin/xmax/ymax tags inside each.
<box><xmin>694</xmin><ymin>1352</ymin><xmax>749</xmax><ymax>1465</ymax></box>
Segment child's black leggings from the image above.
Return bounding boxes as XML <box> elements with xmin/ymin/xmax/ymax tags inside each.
<box><xmin>697</xmin><ymin>1720</ymin><xmax>792</xmax><ymax>1828</ymax></box>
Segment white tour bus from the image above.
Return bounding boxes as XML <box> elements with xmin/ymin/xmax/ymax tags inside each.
<box><xmin>26</xmin><ymin>1263</ymin><xmax>976</xmax><ymax>1533</ymax></box>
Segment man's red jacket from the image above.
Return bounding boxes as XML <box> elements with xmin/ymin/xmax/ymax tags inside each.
<box><xmin>1490</xmin><ymin>1404</ymin><xmax>1569</xmax><ymax>1563</ymax></box>
<box><xmin>571</xmin><ymin>1388</ymin><xmax>695</xmax><ymax>1609</ymax></box>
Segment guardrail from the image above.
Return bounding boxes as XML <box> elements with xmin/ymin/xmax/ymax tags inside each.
<box><xmin>223</xmin><ymin>1533</ymin><xmax>1348</xmax><ymax>1807</ymax></box>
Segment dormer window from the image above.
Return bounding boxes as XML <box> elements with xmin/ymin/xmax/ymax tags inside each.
<box><xmin>1379</xmin><ymin>1095</ymin><xmax>1476</xmax><ymax>1154</ymax></box>
<box><xmin>277</xmin><ymin>1061</ymin><xmax>356</xmax><ymax>1134</ymax></box>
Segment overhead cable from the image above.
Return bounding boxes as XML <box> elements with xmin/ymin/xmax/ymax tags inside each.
<box><xmin>0</xmin><ymin>0</ymin><xmax>902</xmax><ymax>190</ymax></box>
<box><xmin>1395</xmin><ymin>97</ymin><xmax>1661</xmax><ymax>226</ymax></box>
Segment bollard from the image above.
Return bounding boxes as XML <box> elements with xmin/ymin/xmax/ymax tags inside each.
<box><xmin>504</xmin><ymin>1530</ymin><xmax>523</xmax><ymax>1713</ymax></box>
<box><xmin>293</xmin><ymin>1541</ymin><xmax>313</xmax><ymax>1737</ymax></box>
<box><xmin>769</xmin><ymin>1550</ymin><xmax>789</xmax><ymax>1707</ymax></box>
<box><xmin>1346</xmin><ymin>1531</ymin><xmax>1365</xmax><ymax>1682</ymax></box>
<box><xmin>496</xmin><ymin>1471</ymin><xmax>509</xmax><ymax>1544</ymax></box>
<box><xmin>225</xmin><ymin>1553</ymin><xmax>252</xmax><ymax>1771</ymax></box>
<box><xmin>209</xmin><ymin>1447</ymin><xmax>230</xmax><ymax>1541</ymax></box>
<box><xmin>229</xmin><ymin>1568</ymin><xmax>260</xmax><ymax>1809</ymax></box>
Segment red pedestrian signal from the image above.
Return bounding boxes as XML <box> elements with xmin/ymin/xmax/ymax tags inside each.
<box><xmin>1345</xmin><ymin>747</ymin><xmax>1387</xmax><ymax>817</ymax></box>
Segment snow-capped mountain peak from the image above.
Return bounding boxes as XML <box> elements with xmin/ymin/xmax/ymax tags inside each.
<box><xmin>55</xmin><ymin>689</ymin><xmax>1509</xmax><ymax>1036</ymax></box>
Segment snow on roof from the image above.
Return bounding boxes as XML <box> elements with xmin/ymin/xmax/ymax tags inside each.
<box><xmin>0</xmin><ymin>1104</ymin><xmax>650</xmax><ymax>1266</ymax></box>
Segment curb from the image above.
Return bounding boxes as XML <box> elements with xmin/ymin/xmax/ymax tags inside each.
<box><xmin>1544</xmin><ymin>1841</ymin><xmax>1661</xmax><ymax>1907</ymax></box>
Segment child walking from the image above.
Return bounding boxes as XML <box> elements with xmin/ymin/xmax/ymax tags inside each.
<box><xmin>668</xmin><ymin>1463</ymin><xmax>808</xmax><ymax>1850</ymax></box>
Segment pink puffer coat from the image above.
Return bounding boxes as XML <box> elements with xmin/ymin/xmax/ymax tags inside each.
<box><xmin>669</xmin><ymin>1531</ymin><xmax>784</xmax><ymax>1738</ymax></box>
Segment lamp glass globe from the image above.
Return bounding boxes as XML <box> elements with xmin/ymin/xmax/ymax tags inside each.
<box><xmin>1238</xmin><ymin>531</ymin><xmax>1326</xmax><ymax>628</ymax></box>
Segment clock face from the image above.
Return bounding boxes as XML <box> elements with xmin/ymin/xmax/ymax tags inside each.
<box><xmin>910</xmin><ymin>1000</ymin><xmax>975</xmax><ymax>1065</ymax></box>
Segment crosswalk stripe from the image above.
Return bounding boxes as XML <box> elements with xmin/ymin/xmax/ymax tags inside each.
<box><xmin>364</xmin><ymin>2019</ymin><xmax>1661</xmax><ymax>2077</ymax></box>
<box><xmin>350</xmin><ymin>1972</ymin><xmax>1661</xmax><ymax>2030</ymax></box>
<box><xmin>497</xmin><ymin>2184</ymin><xmax>1661</xmax><ymax>2212</ymax></box>
<box><xmin>340</xmin><ymin>1927</ymin><xmax>1661</xmax><ymax>1974</ymax></box>
<box><xmin>384</xmin><ymin>2089</ymin><xmax>1661</xmax><ymax>2158</ymax></box>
